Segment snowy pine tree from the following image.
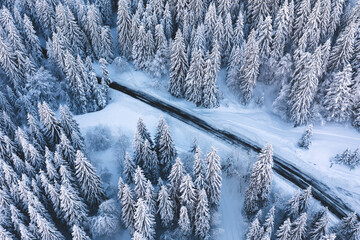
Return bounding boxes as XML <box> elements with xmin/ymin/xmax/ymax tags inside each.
<box><xmin>178</xmin><ymin>205</ymin><xmax>191</xmax><ymax>236</ymax></box>
<box><xmin>124</xmin><ymin>152</ymin><xmax>135</xmax><ymax>183</ymax></box>
<box><xmin>179</xmin><ymin>174</ymin><xmax>196</xmax><ymax>216</ymax></box>
<box><xmin>239</xmin><ymin>30</ymin><xmax>259</xmax><ymax>104</ymax></box>
<box><xmin>72</xmin><ymin>225</ymin><xmax>90</xmax><ymax>240</ymax></box>
<box><xmin>75</xmin><ymin>150</ymin><xmax>104</xmax><ymax>207</ymax></box>
<box><xmin>336</xmin><ymin>212</ymin><xmax>359</xmax><ymax>240</ymax></box>
<box><xmin>246</xmin><ymin>217</ymin><xmax>263</xmax><ymax>240</ymax></box>
<box><xmin>168</xmin><ymin>157</ymin><xmax>184</xmax><ymax>202</ymax></box>
<box><xmin>298</xmin><ymin>124</ymin><xmax>313</xmax><ymax>149</ymax></box>
<box><xmin>245</xmin><ymin>144</ymin><xmax>274</xmax><ymax>214</ymax></box>
<box><xmin>155</xmin><ymin>117</ymin><xmax>176</xmax><ymax>177</ymax></box>
<box><xmin>121</xmin><ymin>184</ymin><xmax>135</xmax><ymax>231</ymax></box>
<box><xmin>276</xmin><ymin>218</ymin><xmax>292</xmax><ymax>240</ymax></box>
<box><xmin>328</xmin><ymin>21</ymin><xmax>356</xmax><ymax>73</ymax></box>
<box><xmin>205</xmin><ymin>147</ymin><xmax>222</xmax><ymax>208</ymax></box>
<box><xmin>169</xmin><ymin>30</ymin><xmax>188</xmax><ymax>98</ymax></box>
<box><xmin>309</xmin><ymin>207</ymin><xmax>329</xmax><ymax>240</ymax></box>
<box><xmin>184</xmin><ymin>49</ymin><xmax>204</xmax><ymax>106</ymax></box>
<box><xmin>290</xmin><ymin>213</ymin><xmax>307</xmax><ymax>240</ymax></box>
<box><xmin>323</xmin><ymin>65</ymin><xmax>353</xmax><ymax>123</ymax></box>
<box><xmin>157</xmin><ymin>185</ymin><xmax>174</xmax><ymax>227</ymax></box>
<box><xmin>202</xmin><ymin>59</ymin><xmax>220</xmax><ymax>108</ymax></box>
<box><xmin>134</xmin><ymin>166</ymin><xmax>147</xmax><ymax>199</ymax></box>
<box><xmin>288</xmin><ymin>186</ymin><xmax>312</xmax><ymax>219</ymax></box>
<box><xmin>134</xmin><ymin>198</ymin><xmax>155</xmax><ymax>240</ymax></box>
<box><xmin>194</xmin><ymin>189</ymin><xmax>210</xmax><ymax>240</ymax></box>
<box><xmin>193</xmin><ymin>147</ymin><xmax>206</xmax><ymax>190</ymax></box>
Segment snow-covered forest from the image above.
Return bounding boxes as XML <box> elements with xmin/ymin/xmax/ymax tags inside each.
<box><xmin>0</xmin><ymin>0</ymin><xmax>359</xmax><ymax>239</ymax></box>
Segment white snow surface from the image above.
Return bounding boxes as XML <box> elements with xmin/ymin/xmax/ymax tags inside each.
<box><xmin>74</xmin><ymin>62</ymin><xmax>358</xmax><ymax>239</ymax></box>
<box><xmin>94</xmin><ymin>62</ymin><xmax>360</xmax><ymax>214</ymax></box>
<box><xmin>75</xmin><ymin>87</ymin><xmax>313</xmax><ymax>239</ymax></box>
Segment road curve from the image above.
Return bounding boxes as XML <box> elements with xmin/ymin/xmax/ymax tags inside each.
<box><xmin>109</xmin><ymin>81</ymin><xmax>359</xmax><ymax>220</ymax></box>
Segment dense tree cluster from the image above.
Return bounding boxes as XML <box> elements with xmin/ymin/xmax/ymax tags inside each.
<box><xmin>112</xmin><ymin>0</ymin><xmax>360</xmax><ymax>127</ymax></box>
<box><xmin>0</xmin><ymin>101</ymin><xmax>104</xmax><ymax>239</ymax></box>
<box><xmin>0</xmin><ymin>0</ymin><xmax>359</xmax><ymax>239</ymax></box>
<box><xmin>118</xmin><ymin>117</ymin><xmax>222</xmax><ymax>239</ymax></box>
<box><xmin>246</xmin><ymin>185</ymin><xmax>360</xmax><ymax>240</ymax></box>
<box><xmin>332</xmin><ymin>146</ymin><xmax>360</xmax><ymax>169</ymax></box>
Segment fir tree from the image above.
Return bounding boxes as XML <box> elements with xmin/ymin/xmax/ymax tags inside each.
<box><xmin>184</xmin><ymin>49</ymin><xmax>204</xmax><ymax>106</ymax></box>
<box><xmin>57</xmin><ymin>132</ymin><xmax>76</xmax><ymax>167</ymax></box>
<box><xmin>178</xmin><ymin>206</ymin><xmax>191</xmax><ymax>236</ymax></box>
<box><xmin>144</xmin><ymin>180</ymin><xmax>156</xmax><ymax>214</ymax></box>
<box><xmin>288</xmin><ymin>186</ymin><xmax>312</xmax><ymax>219</ymax></box>
<box><xmin>163</xmin><ymin>2</ymin><xmax>172</xmax><ymax>39</ymax></box>
<box><xmin>72</xmin><ymin>225</ymin><xmax>90</xmax><ymax>240</ymax></box>
<box><xmin>121</xmin><ymin>184</ymin><xmax>135</xmax><ymax>231</ymax></box>
<box><xmin>298</xmin><ymin>124</ymin><xmax>313</xmax><ymax>149</ymax></box>
<box><xmin>258</xmin><ymin>15</ymin><xmax>273</xmax><ymax>62</ymax></box>
<box><xmin>240</xmin><ymin>30</ymin><xmax>259</xmax><ymax>104</ymax></box>
<box><xmin>202</xmin><ymin>59</ymin><xmax>220</xmax><ymax>108</ymax></box>
<box><xmin>233</xmin><ymin>11</ymin><xmax>244</xmax><ymax>47</ymax></box>
<box><xmin>59</xmin><ymin>183</ymin><xmax>88</xmax><ymax>227</ymax></box>
<box><xmin>263</xmin><ymin>206</ymin><xmax>275</xmax><ymax>238</ymax></box>
<box><xmin>193</xmin><ymin>147</ymin><xmax>206</xmax><ymax>190</ymax></box>
<box><xmin>288</xmin><ymin>51</ymin><xmax>318</xmax><ymax>126</ymax></box>
<box><xmin>302</xmin><ymin>0</ymin><xmax>321</xmax><ymax>51</ymax></box>
<box><xmin>276</xmin><ymin>218</ymin><xmax>292</xmax><ymax>240</ymax></box>
<box><xmin>249</xmin><ymin>0</ymin><xmax>271</xmax><ymax>27</ymax></box>
<box><xmin>309</xmin><ymin>207</ymin><xmax>329</xmax><ymax>240</ymax></box>
<box><xmin>141</xmin><ymin>139</ymin><xmax>158</xmax><ymax>182</ymax></box>
<box><xmin>59</xmin><ymin>105</ymin><xmax>83</xmax><ymax>145</ymax></box>
<box><xmin>290</xmin><ymin>213</ymin><xmax>307</xmax><ymax>240</ymax></box>
<box><xmin>204</xmin><ymin>3</ymin><xmax>217</xmax><ymax>52</ymax></box>
<box><xmin>272</xmin><ymin>0</ymin><xmax>290</xmax><ymax>59</ymax></box>
<box><xmin>336</xmin><ymin>212</ymin><xmax>359</xmax><ymax>240</ymax></box>
<box><xmin>246</xmin><ymin>217</ymin><xmax>263</xmax><ymax>240</ymax></box>
<box><xmin>179</xmin><ymin>174</ymin><xmax>196</xmax><ymax>216</ymax></box>
<box><xmin>328</xmin><ymin>21</ymin><xmax>356</xmax><ymax>73</ymax></box>
<box><xmin>75</xmin><ymin>150</ymin><xmax>104</xmax><ymax>207</ymax></box>
<box><xmin>29</xmin><ymin>204</ymin><xmax>65</xmax><ymax>240</ymax></box>
<box><xmin>327</xmin><ymin>0</ymin><xmax>344</xmax><ymax>40</ymax></box>
<box><xmin>157</xmin><ymin>185</ymin><xmax>174</xmax><ymax>227</ymax></box>
<box><xmin>23</xmin><ymin>14</ymin><xmax>41</xmax><ymax>61</ymax></box>
<box><xmin>169</xmin><ymin>30</ymin><xmax>188</xmax><ymax>98</ymax></box>
<box><xmin>205</xmin><ymin>147</ymin><xmax>222</xmax><ymax>208</ymax></box>
<box><xmin>245</xmin><ymin>144</ymin><xmax>274</xmax><ymax>214</ymax></box>
<box><xmin>293</xmin><ymin>0</ymin><xmax>311</xmax><ymax>45</ymax></box>
<box><xmin>323</xmin><ymin>65</ymin><xmax>353</xmax><ymax>123</ymax></box>
<box><xmin>320</xmin><ymin>0</ymin><xmax>331</xmax><ymax>41</ymax></box>
<box><xmin>191</xmin><ymin>24</ymin><xmax>206</xmax><ymax>54</ymax></box>
<box><xmin>155</xmin><ymin>117</ymin><xmax>176</xmax><ymax>177</ymax></box>
<box><xmin>227</xmin><ymin>45</ymin><xmax>242</xmax><ymax>89</ymax></box>
<box><xmin>168</xmin><ymin>157</ymin><xmax>184</xmax><ymax>202</ymax></box>
<box><xmin>134</xmin><ymin>198</ymin><xmax>155</xmax><ymax>240</ymax></box>
<box><xmin>99</xmin><ymin>58</ymin><xmax>111</xmax><ymax>85</ymax></box>
<box><xmin>194</xmin><ymin>189</ymin><xmax>210</xmax><ymax>240</ymax></box>
<box><xmin>136</xmin><ymin>118</ymin><xmax>153</xmax><ymax>146</ymax></box>
<box><xmin>124</xmin><ymin>152</ymin><xmax>135</xmax><ymax>183</ymax></box>
<box><xmin>134</xmin><ymin>166</ymin><xmax>147</xmax><ymax>199</ymax></box>
<box><xmin>132</xmin><ymin>25</ymin><xmax>150</xmax><ymax>71</ymax></box>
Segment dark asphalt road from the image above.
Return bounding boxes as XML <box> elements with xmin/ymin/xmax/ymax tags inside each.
<box><xmin>109</xmin><ymin>81</ymin><xmax>359</xmax><ymax>220</ymax></box>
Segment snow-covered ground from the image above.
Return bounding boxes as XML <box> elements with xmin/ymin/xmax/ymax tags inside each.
<box><xmin>93</xmin><ymin>62</ymin><xmax>360</xmax><ymax>215</ymax></box>
<box><xmin>74</xmin><ymin>87</ymin><xmax>324</xmax><ymax>239</ymax></box>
